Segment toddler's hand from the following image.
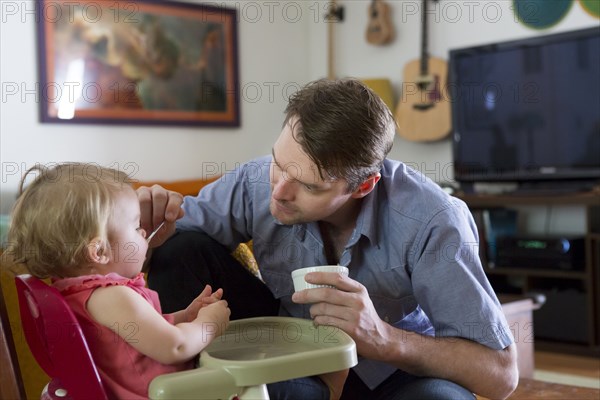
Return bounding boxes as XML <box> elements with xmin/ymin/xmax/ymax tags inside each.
<box><xmin>185</xmin><ymin>285</ymin><xmax>224</xmax><ymax>322</ymax></box>
<box><xmin>201</xmin><ymin>288</ymin><xmax>224</xmax><ymax>307</ymax></box>
<box><xmin>196</xmin><ymin>300</ymin><xmax>230</xmax><ymax>337</ymax></box>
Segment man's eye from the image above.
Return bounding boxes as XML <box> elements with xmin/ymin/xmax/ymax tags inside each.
<box><xmin>304</xmin><ymin>184</ymin><xmax>315</xmax><ymax>192</ymax></box>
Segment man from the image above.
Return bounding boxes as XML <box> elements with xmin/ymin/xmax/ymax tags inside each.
<box><xmin>138</xmin><ymin>78</ymin><xmax>518</xmax><ymax>400</ymax></box>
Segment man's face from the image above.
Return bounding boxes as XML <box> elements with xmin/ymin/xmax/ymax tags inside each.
<box><xmin>269</xmin><ymin>118</ymin><xmax>353</xmax><ymax>225</ymax></box>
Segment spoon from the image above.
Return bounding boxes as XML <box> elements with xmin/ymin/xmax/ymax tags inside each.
<box><xmin>146</xmin><ymin>221</ymin><xmax>165</xmax><ymax>243</ymax></box>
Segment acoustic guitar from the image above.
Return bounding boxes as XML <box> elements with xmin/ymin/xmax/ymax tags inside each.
<box><xmin>395</xmin><ymin>0</ymin><xmax>451</xmax><ymax>142</ymax></box>
<box><xmin>366</xmin><ymin>0</ymin><xmax>394</xmax><ymax>46</ymax></box>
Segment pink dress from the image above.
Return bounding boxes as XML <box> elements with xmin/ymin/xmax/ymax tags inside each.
<box><xmin>53</xmin><ymin>272</ymin><xmax>193</xmax><ymax>399</ymax></box>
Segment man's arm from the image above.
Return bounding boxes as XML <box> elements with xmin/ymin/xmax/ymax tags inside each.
<box><xmin>292</xmin><ymin>273</ymin><xmax>519</xmax><ymax>400</ymax></box>
<box><xmin>373</xmin><ymin>322</ymin><xmax>518</xmax><ymax>400</ymax></box>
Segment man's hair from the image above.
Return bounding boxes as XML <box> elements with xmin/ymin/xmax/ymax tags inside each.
<box><xmin>7</xmin><ymin>163</ymin><xmax>130</xmax><ymax>278</ymax></box>
<box><xmin>283</xmin><ymin>78</ymin><xmax>396</xmax><ymax>192</ymax></box>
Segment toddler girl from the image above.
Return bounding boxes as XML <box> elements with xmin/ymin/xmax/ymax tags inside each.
<box><xmin>7</xmin><ymin>163</ymin><xmax>230</xmax><ymax>399</ymax></box>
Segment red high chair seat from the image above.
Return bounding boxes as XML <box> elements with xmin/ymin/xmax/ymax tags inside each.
<box><xmin>15</xmin><ymin>275</ymin><xmax>109</xmax><ymax>400</ymax></box>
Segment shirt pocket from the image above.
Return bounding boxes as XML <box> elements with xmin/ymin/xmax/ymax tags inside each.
<box><xmin>371</xmin><ymin>295</ymin><xmax>435</xmax><ymax>335</ymax></box>
<box><xmin>370</xmin><ymin>294</ymin><xmax>417</xmax><ymax>325</ymax></box>
<box><xmin>260</xmin><ymin>269</ymin><xmax>294</xmax><ymax>299</ymax></box>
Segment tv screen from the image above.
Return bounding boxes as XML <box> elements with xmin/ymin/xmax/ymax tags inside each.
<box><xmin>450</xmin><ymin>27</ymin><xmax>600</xmax><ymax>188</ymax></box>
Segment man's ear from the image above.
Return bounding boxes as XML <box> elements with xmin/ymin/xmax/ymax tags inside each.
<box><xmin>87</xmin><ymin>238</ymin><xmax>109</xmax><ymax>264</ymax></box>
<box><xmin>351</xmin><ymin>173</ymin><xmax>381</xmax><ymax>199</ymax></box>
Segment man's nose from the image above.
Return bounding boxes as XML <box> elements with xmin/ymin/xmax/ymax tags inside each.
<box><xmin>272</xmin><ymin>175</ymin><xmax>295</xmax><ymax>201</ymax></box>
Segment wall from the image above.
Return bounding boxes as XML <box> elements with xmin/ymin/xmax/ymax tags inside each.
<box><xmin>1</xmin><ymin>1</ymin><xmax>598</xmax><ymax>214</ymax></box>
<box><xmin>0</xmin><ymin>0</ymin><xmax>311</xmax><ymax>213</ymax></box>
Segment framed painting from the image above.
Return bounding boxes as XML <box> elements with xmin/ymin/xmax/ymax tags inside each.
<box><xmin>37</xmin><ymin>0</ymin><xmax>240</xmax><ymax>126</ymax></box>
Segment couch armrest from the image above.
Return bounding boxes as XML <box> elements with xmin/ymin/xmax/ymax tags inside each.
<box><xmin>132</xmin><ymin>177</ymin><xmax>220</xmax><ymax>197</ymax></box>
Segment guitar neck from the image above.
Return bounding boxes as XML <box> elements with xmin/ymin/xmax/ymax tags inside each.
<box><xmin>328</xmin><ymin>0</ymin><xmax>338</xmax><ymax>79</ymax></box>
<box><xmin>420</xmin><ymin>0</ymin><xmax>430</xmax><ymax>76</ymax></box>
<box><xmin>328</xmin><ymin>19</ymin><xmax>335</xmax><ymax>79</ymax></box>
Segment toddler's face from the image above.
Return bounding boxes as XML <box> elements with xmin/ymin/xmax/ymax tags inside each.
<box><xmin>104</xmin><ymin>187</ymin><xmax>149</xmax><ymax>278</ymax></box>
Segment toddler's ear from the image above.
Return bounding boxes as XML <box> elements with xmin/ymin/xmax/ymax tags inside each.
<box><xmin>87</xmin><ymin>238</ymin><xmax>109</xmax><ymax>264</ymax></box>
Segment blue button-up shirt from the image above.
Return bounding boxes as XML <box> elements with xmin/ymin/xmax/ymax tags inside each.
<box><xmin>178</xmin><ymin>156</ymin><xmax>513</xmax><ymax>389</ymax></box>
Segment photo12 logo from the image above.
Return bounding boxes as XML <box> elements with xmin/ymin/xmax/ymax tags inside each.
<box><xmin>220</xmin><ymin>320</ymin><xmax>342</xmax><ymax>345</ymax></box>
<box><xmin>1</xmin><ymin>161</ymin><xmax>140</xmax><ymax>184</ymax></box>
<box><xmin>1</xmin><ymin>1</ymin><xmax>140</xmax><ymax>24</ymax></box>
<box><xmin>397</xmin><ymin>1</ymin><xmax>505</xmax><ymax>24</ymax></box>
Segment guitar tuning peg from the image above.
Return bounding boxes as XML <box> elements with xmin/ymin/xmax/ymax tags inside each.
<box><xmin>325</xmin><ymin>4</ymin><xmax>345</xmax><ymax>22</ymax></box>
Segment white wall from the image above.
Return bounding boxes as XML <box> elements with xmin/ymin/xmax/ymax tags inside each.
<box><xmin>307</xmin><ymin>0</ymin><xmax>599</xmax><ymax>184</ymax></box>
<box><xmin>1</xmin><ymin>1</ymin><xmax>598</xmax><ymax>213</ymax></box>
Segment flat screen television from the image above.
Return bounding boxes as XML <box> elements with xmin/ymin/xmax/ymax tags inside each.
<box><xmin>449</xmin><ymin>27</ymin><xmax>600</xmax><ymax>192</ymax></box>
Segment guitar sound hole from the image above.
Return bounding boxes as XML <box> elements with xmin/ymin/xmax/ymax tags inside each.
<box><xmin>413</xmin><ymin>103</ymin><xmax>434</xmax><ymax>111</ymax></box>
<box><xmin>417</xmin><ymin>82</ymin><xmax>430</xmax><ymax>91</ymax></box>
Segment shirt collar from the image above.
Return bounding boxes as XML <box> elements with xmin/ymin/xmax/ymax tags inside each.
<box><xmin>354</xmin><ymin>184</ymin><xmax>380</xmax><ymax>247</ymax></box>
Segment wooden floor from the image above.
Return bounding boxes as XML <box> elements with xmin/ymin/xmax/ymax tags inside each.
<box><xmin>475</xmin><ymin>352</ymin><xmax>599</xmax><ymax>399</ymax></box>
<box><xmin>535</xmin><ymin>351</ymin><xmax>600</xmax><ymax>379</ymax></box>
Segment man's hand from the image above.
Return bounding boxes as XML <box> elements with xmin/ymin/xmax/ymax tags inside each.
<box><xmin>291</xmin><ymin>272</ymin><xmax>391</xmax><ymax>361</ymax></box>
<box><xmin>136</xmin><ymin>184</ymin><xmax>185</xmax><ymax>247</ymax></box>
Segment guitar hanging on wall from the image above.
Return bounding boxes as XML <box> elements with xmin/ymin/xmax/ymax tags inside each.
<box><xmin>395</xmin><ymin>0</ymin><xmax>451</xmax><ymax>142</ymax></box>
<box><xmin>326</xmin><ymin>0</ymin><xmax>344</xmax><ymax>79</ymax></box>
<box><xmin>366</xmin><ymin>0</ymin><xmax>394</xmax><ymax>45</ymax></box>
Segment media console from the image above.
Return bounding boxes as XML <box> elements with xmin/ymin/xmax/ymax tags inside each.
<box><xmin>455</xmin><ymin>189</ymin><xmax>600</xmax><ymax>356</ymax></box>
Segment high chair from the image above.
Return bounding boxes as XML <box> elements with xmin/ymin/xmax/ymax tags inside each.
<box><xmin>15</xmin><ymin>274</ymin><xmax>358</xmax><ymax>400</ymax></box>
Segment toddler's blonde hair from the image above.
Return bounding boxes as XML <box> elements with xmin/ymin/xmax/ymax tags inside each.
<box><xmin>7</xmin><ymin>163</ymin><xmax>131</xmax><ymax>278</ymax></box>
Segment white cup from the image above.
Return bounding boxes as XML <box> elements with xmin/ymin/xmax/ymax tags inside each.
<box><xmin>291</xmin><ymin>265</ymin><xmax>349</xmax><ymax>292</ymax></box>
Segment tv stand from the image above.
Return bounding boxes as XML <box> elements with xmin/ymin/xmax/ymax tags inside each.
<box><xmin>455</xmin><ymin>190</ymin><xmax>600</xmax><ymax>356</ymax></box>
<box><xmin>459</xmin><ymin>181</ymin><xmax>600</xmax><ymax>196</ymax></box>
<box><xmin>511</xmin><ymin>180</ymin><xmax>600</xmax><ymax>196</ymax></box>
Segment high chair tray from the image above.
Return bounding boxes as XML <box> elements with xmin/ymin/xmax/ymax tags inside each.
<box><xmin>149</xmin><ymin>316</ymin><xmax>357</xmax><ymax>399</ymax></box>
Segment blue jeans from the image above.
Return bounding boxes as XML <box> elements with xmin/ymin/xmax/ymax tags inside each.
<box><xmin>265</xmin><ymin>370</ymin><xmax>475</xmax><ymax>400</ymax></box>
<box><xmin>340</xmin><ymin>369</ymin><xmax>475</xmax><ymax>400</ymax></box>
<box><xmin>267</xmin><ymin>377</ymin><xmax>330</xmax><ymax>400</ymax></box>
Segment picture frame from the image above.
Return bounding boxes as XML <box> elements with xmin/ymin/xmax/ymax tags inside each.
<box><xmin>37</xmin><ymin>0</ymin><xmax>240</xmax><ymax>127</ymax></box>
